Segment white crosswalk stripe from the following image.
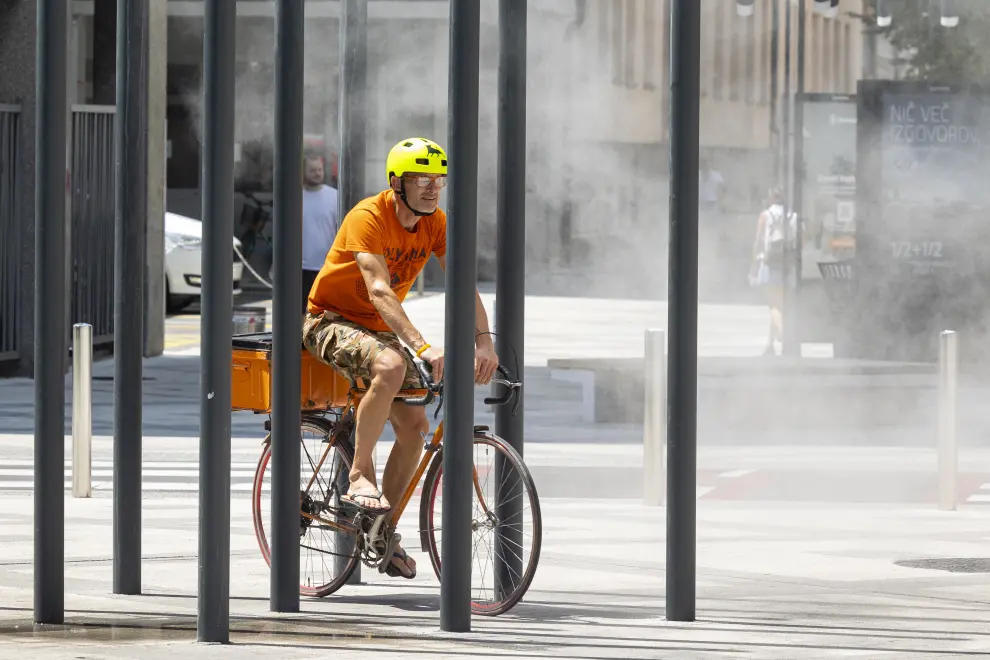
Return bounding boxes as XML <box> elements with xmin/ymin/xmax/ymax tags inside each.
<box><xmin>0</xmin><ymin>459</ymin><xmax>386</xmax><ymax>494</ymax></box>
<box><xmin>966</xmin><ymin>483</ymin><xmax>990</xmax><ymax>503</ymax></box>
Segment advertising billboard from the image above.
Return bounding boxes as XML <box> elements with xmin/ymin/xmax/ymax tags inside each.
<box><xmin>877</xmin><ymin>86</ymin><xmax>990</xmax><ymax>277</ymax></box>
<box><xmin>797</xmin><ymin>94</ymin><xmax>858</xmax><ymax>282</ymax></box>
<box><xmin>853</xmin><ymin>81</ymin><xmax>990</xmax><ymax>361</ymax></box>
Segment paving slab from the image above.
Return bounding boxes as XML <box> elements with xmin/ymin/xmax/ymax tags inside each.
<box><xmin>3</xmin><ymin>496</ymin><xmax>990</xmax><ymax>658</ymax></box>
<box><xmin>4</xmin><ymin>294</ymin><xmax>989</xmax><ymax>657</ymax></box>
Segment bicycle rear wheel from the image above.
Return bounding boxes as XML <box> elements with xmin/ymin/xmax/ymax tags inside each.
<box><xmin>251</xmin><ymin>417</ymin><xmax>361</xmax><ymax>598</ymax></box>
<box><xmin>419</xmin><ymin>431</ymin><xmax>543</xmax><ymax>616</ymax></box>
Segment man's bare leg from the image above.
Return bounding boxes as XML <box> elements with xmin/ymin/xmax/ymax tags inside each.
<box><xmin>349</xmin><ymin>348</ymin><xmax>406</xmax><ymax>510</ymax></box>
<box><xmin>381</xmin><ymin>402</ymin><xmax>429</xmax><ymax>576</ymax></box>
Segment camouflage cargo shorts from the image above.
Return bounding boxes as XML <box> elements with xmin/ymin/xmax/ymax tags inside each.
<box><xmin>302</xmin><ymin>310</ymin><xmax>423</xmax><ymax>390</ymax></box>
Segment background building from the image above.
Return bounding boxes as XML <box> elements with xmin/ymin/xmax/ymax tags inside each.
<box><xmin>0</xmin><ymin>0</ymin><xmax>883</xmax><ymax>375</ymax></box>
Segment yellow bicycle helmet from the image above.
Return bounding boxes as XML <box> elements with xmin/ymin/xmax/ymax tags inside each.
<box><xmin>386</xmin><ymin>137</ymin><xmax>447</xmax><ymax>183</ymax></box>
<box><xmin>386</xmin><ymin>137</ymin><xmax>448</xmax><ymax>216</ymax></box>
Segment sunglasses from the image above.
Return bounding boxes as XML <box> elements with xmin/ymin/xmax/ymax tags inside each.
<box><xmin>404</xmin><ymin>175</ymin><xmax>447</xmax><ymax>189</ymax></box>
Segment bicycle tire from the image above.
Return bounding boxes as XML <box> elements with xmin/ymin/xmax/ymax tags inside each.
<box><xmin>418</xmin><ymin>431</ymin><xmax>543</xmax><ymax>616</ymax></box>
<box><xmin>251</xmin><ymin>416</ymin><xmax>361</xmax><ymax>598</ymax></box>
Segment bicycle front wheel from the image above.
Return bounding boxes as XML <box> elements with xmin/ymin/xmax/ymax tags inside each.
<box><xmin>419</xmin><ymin>432</ymin><xmax>543</xmax><ymax>616</ymax></box>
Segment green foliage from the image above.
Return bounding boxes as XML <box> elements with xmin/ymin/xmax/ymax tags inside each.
<box><xmin>858</xmin><ymin>1</ymin><xmax>990</xmax><ymax>84</ymax></box>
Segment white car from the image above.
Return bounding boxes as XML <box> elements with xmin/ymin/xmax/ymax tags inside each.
<box><xmin>165</xmin><ymin>212</ymin><xmax>244</xmax><ymax>313</ymax></box>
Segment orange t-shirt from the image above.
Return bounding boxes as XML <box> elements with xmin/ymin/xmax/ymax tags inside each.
<box><xmin>307</xmin><ymin>189</ymin><xmax>447</xmax><ymax>332</ymax></box>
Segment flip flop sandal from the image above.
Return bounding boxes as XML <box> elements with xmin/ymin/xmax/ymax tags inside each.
<box><xmin>384</xmin><ymin>548</ymin><xmax>417</xmax><ymax>580</ymax></box>
<box><xmin>341</xmin><ymin>488</ymin><xmax>392</xmax><ymax>515</ymax></box>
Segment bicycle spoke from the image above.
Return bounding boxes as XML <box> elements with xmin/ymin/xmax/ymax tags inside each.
<box><xmin>253</xmin><ymin>419</ymin><xmax>360</xmax><ymax>598</ymax></box>
<box><xmin>494</xmin><ymin>488</ymin><xmax>528</xmax><ymax>512</ymax></box>
<box><xmin>422</xmin><ymin>433</ymin><xmax>542</xmax><ymax>615</ymax></box>
<box><xmin>495</xmin><ymin>534</ymin><xmax>526</xmax><ymax>569</ymax></box>
<box><xmin>473</xmin><ymin>529</ymin><xmax>494</xmax><ymax>605</ymax></box>
<box><xmin>495</xmin><ymin>508</ymin><xmax>530</xmax><ymax>530</ymax></box>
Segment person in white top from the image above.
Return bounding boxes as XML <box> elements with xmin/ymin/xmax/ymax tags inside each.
<box><xmin>698</xmin><ymin>155</ymin><xmax>727</xmax><ymax>291</ymax></box>
<box><xmin>301</xmin><ymin>154</ymin><xmax>340</xmax><ymax>313</ymax></box>
<box><xmin>750</xmin><ymin>186</ymin><xmax>798</xmax><ymax>356</ymax></box>
<box><xmin>699</xmin><ymin>156</ymin><xmax>725</xmax><ymax>210</ymax></box>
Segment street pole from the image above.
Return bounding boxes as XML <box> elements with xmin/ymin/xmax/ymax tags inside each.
<box><xmin>336</xmin><ymin>0</ymin><xmax>368</xmax><ymax>586</ymax></box>
<box><xmin>34</xmin><ymin>0</ymin><xmax>69</xmax><ymax>625</ymax></box>
<box><xmin>441</xmin><ymin>0</ymin><xmax>481</xmax><ymax>634</ymax></box>
<box><xmin>770</xmin><ymin>0</ymin><xmax>780</xmax><ymax>178</ymax></box>
<box><xmin>271</xmin><ymin>0</ymin><xmax>304</xmax><ymax>614</ymax></box>
<box><xmin>791</xmin><ymin>0</ymin><xmax>807</xmax><ymax>345</ymax></box>
<box><xmin>198</xmin><ymin>0</ymin><xmax>235</xmax><ymax>642</ymax></box>
<box><xmin>781</xmin><ymin>0</ymin><xmax>796</xmax><ymax>356</ymax></box>
<box><xmin>113</xmin><ymin>0</ymin><xmax>149</xmax><ymax>597</ymax></box>
<box><xmin>863</xmin><ymin>0</ymin><xmax>879</xmax><ymax>79</ymax></box>
<box><xmin>666</xmin><ymin>0</ymin><xmax>700</xmax><ymax>623</ymax></box>
<box><xmin>494</xmin><ymin>0</ymin><xmax>526</xmax><ymax>603</ymax></box>
<box><xmin>338</xmin><ymin>0</ymin><xmax>367</xmax><ymax>215</ymax></box>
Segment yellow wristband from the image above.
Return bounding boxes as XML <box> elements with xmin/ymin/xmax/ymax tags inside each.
<box><xmin>415</xmin><ymin>343</ymin><xmax>431</xmax><ymax>358</ymax></box>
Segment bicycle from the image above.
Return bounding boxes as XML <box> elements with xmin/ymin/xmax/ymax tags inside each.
<box><xmin>232</xmin><ymin>333</ymin><xmax>542</xmax><ymax>616</ymax></box>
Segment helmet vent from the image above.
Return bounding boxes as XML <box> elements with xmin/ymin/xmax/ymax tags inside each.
<box><xmin>415</xmin><ymin>158</ymin><xmax>429</xmax><ymax>165</ymax></box>
<box><xmin>403</xmin><ymin>141</ymin><xmax>414</xmax><ymax>147</ymax></box>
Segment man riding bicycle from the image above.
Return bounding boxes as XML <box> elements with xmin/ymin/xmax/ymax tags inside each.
<box><xmin>303</xmin><ymin>137</ymin><xmax>500</xmax><ymax>580</ymax></box>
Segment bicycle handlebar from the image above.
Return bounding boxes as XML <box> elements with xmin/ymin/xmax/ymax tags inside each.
<box><xmin>401</xmin><ymin>358</ymin><xmax>522</xmax><ymax>414</ymax></box>
<box><xmin>402</xmin><ymin>359</ymin><xmax>438</xmax><ymax>407</ymax></box>
<box><xmin>484</xmin><ymin>365</ymin><xmax>522</xmax><ymax>413</ymax></box>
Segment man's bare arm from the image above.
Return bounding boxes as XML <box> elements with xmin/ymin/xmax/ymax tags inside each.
<box><xmin>355</xmin><ymin>252</ymin><xmax>428</xmax><ymax>352</ymax></box>
<box><xmin>436</xmin><ymin>255</ymin><xmax>493</xmax><ymax>349</ymax></box>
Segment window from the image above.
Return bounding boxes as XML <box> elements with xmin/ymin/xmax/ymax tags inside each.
<box><xmin>817</xmin><ymin>15</ymin><xmax>826</xmax><ymax>91</ymax></box>
<box><xmin>661</xmin><ymin>0</ymin><xmax>670</xmax><ymax>86</ymax></box>
<box><xmin>760</xmin><ymin>0</ymin><xmax>771</xmax><ymax>105</ymax></box>
<box><xmin>624</xmin><ymin>0</ymin><xmax>637</xmax><ymax>87</ymax></box>
<box><xmin>841</xmin><ymin>22</ymin><xmax>851</xmax><ymax>92</ymax></box>
<box><xmin>612</xmin><ymin>0</ymin><xmax>623</xmax><ymax>85</ymax></box>
<box><xmin>597</xmin><ymin>0</ymin><xmax>610</xmax><ymax>74</ymax></box>
<box><xmin>713</xmin><ymin>0</ymin><xmax>725</xmax><ymax>100</ymax></box>
<box><xmin>743</xmin><ymin>3</ymin><xmax>755</xmax><ymax>103</ymax></box>
<box><xmin>643</xmin><ymin>0</ymin><xmax>657</xmax><ymax>90</ymax></box>
<box><xmin>700</xmin><ymin>1</ymin><xmax>712</xmax><ymax>97</ymax></box>
<box><xmin>825</xmin><ymin>17</ymin><xmax>835</xmax><ymax>91</ymax></box>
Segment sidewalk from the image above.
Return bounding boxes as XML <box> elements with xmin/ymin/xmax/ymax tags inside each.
<box><xmin>4</xmin><ymin>294</ymin><xmax>990</xmax><ymax>657</ymax></box>
<box><xmin>2</xmin><ymin>494</ymin><xmax>990</xmax><ymax>658</ymax></box>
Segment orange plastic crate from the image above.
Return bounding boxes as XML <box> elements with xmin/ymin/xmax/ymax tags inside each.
<box><xmin>231</xmin><ymin>333</ymin><xmax>350</xmax><ymax>413</ymax></box>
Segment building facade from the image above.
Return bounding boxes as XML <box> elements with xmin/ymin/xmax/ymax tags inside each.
<box><xmin>0</xmin><ymin>0</ymin><xmax>877</xmax><ymax>374</ymax></box>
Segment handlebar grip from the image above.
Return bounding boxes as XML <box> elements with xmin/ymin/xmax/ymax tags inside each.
<box><xmin>483</xmin><ymin>365</ymin><xmax>518</xmax><ymax>406</ymax></box>
<box><xmin>402</xmin><ymin>356</ymin><xmax>438</xmax><ymax>407</ymax></box>
<box><xmin>416</xmin><ymin>359</ymin><xmax>437</xmax><ymax>389</ymax></box>
<box><xmin>402</xmin><ymin>390</ymin><xmax>434</xmax><ymax>407</ymax></box>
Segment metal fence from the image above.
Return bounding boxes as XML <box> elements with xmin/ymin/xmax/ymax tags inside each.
<box><xmin>0</xmin><ymin>105</ymin><xmax>19</xmax><ymax>364</ymax></box>
<box><xmin>71</xmin><ymin>105</ymin><xmax>116</xmax><ymax>348</ymax></box>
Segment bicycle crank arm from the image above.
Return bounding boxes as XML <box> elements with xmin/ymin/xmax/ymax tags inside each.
<box><xmin>365</xmin><ymin>512</ymin><xmax>389</xmax><ymax>543</ymax></box>
<box><xmin>378</xmin><ymin>531</ymin><xmax>403</xmax><ymax>574</ymax></box>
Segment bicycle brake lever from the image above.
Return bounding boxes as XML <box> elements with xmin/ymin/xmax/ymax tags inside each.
<box><xmin>434</xmin><ymin>388</ymin><xmax>443</xmax><ymax>420</ymax></box>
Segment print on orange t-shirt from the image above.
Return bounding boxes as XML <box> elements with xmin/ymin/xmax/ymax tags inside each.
<box><xmin>307</xmin><ymin>189</ymin><xmax>447</xmax><ymax>332</ymax></box>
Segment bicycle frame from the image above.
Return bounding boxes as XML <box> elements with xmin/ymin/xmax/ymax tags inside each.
<box><xmin>295</xmin><ymin>386</ymin><xmax>490</xmax><ymax>544</ymax></box>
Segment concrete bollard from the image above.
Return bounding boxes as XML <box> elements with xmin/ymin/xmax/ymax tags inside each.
<box><xmin>643</xmin><ymin>328</ymin><xmax>666</xmax><ymax>506</ymax></box>
<box><xmin>72</xmin><ymin>323</ymin><xmax>93</xmax><ymax>498</ymax></box>
<box><xmin>938</xmin><ymin>329</ymin><xmax>958</xmax><ymax>511</ymax></box>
